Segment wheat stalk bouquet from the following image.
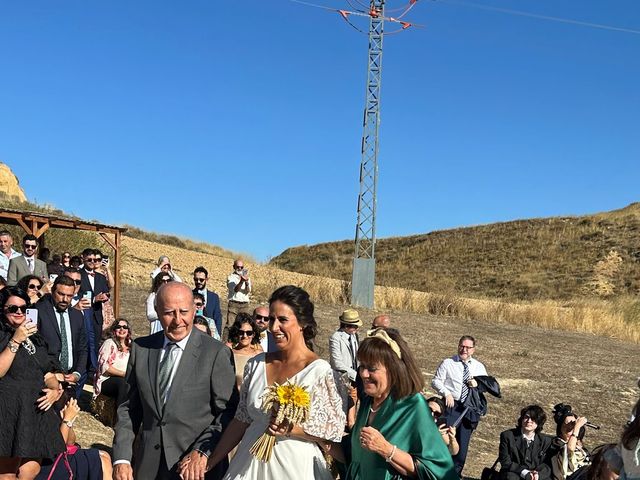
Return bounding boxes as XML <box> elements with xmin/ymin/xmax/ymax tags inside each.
<box><xmin>249</xmin><ymin>381</ymin><xmax>311</xmax><ymax>462</ymax></box>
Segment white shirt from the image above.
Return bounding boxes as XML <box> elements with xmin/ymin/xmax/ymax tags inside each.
<box><xmin>83</xmin><ymin>268</ymin><xmax>95</xmax><ymax>291</ymax></box>
<box><xmin>227</xmin><ymin>272</ymin><xmax>251</xmax><ymax>303</ymax></box>
<box><xmin>159</xmin><ymin>332</ymin><xmax>191</xmax><ymax>404</ymax></box>
<box><xmin>0</xmin><ymin>249</ymin><xmax>20</xmax><ymax>279</ymax></box>
<box><xmin>432</xmin><ymin>354</ymin><xmax>487</xmax><ymax>400</ymax></box>
<box><xmin>54</xmin><ymin>307</ymin><xmax>74</xmax><ymax>372</ymax></box>
<box><xmin>23</xmin><ymin>255</ymin><xmax>36</xmax><ymax>273</ymax></box>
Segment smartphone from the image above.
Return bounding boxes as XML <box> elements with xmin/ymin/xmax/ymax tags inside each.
<box><xmin>102</xmin><ymin>255</ymin><xmax>109</xmax><ymax>266</ymax></box>
<box><xmin>241</xmin><ymin>268</ymin><xmax>248</xmax><ymax>277</ymax></box>
<box><xmin>49</xmin><ymin>274</ymin><xmax>58</xmax><ymax>283</ymax></box>
<box><xmin>26</xmin><ymin>308</ymin><xmax>38</xmax><ymax>326</ymax></box>
<box><xmin>436</xmin><ymin>417</ymin><xmax>447</xmax><ymax>428</ymax></box>
<box><xmin>82</xmin><ymin>291</ymin><xmax>92</xmax><ymax>302</ymax></box>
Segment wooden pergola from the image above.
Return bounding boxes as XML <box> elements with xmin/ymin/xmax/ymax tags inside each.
<box><xmin>0</xmin><ymin>208</ymin><xmax>127</xmax><ymax>316</ymax></box>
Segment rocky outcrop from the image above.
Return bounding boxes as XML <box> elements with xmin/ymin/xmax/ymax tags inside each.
<box><xmin>0</xmin><ymin>162</ymin><xmax>27</xmax><ymax>202</ymax></box>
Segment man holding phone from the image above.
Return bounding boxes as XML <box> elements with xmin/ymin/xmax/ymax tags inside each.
<box><xmin>225</xmin><ymin>259</ymin><xmax>251</xmax><ymax>339</ymax></box>
<box><xmin>35</xmin><ymin>276</ymin><xmax>88</xmax><ymax>398</ymax></box>
<box><xmin>78</xmin><ymin>248</ymin><xmax>110</xmax><ymax>391</ymax></box>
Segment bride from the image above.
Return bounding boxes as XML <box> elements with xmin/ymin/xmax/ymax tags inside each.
<box><xmin>192</xmin><ymin>285</ymin><xmax>346</xmax><ymax>479</ymax></box>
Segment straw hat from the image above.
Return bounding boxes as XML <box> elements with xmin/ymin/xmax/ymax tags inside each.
<box><xmin>339</xmin><ymin>308</ymin><xmax>362</xmax><ymax>327</ymax></box>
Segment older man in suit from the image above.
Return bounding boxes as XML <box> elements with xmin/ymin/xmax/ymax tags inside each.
<box><xmin>329</xmin><ymin>308</ymin><xmax>362</xmax><ymax>385</ymax></box>
<box><xmin>6</xmin><ymin>234</ymin><xmax>47</xmax><ymax>285</ymax></box>
<box><xmin>498</xmin><ymin>405</ymin><xmax>556</xmax><ymax>480</ymax></box>
<box><xmin>113</xmin><ymin>282</ymin><xmax>238</xmax><ymax>480</ymax></box>
<box><xmin>35</xmin><ymin>276</ymin><xmax>88</xmax><ymax>392</ymax></box>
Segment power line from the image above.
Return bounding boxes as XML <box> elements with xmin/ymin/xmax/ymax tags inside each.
<box><xmin>438</xmin><ymin>0</ymin><xmax>640</xmax><ymax>36</ymax></box>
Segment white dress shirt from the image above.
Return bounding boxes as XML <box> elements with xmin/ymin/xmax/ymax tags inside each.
<box><xmin>0</xmin><ymin>249</ymin><xmax>20</xmax><ymax>279</ymax></box>
<box><xmin>227</xmin><ymin>273</ymin><xmax>251</xmax><ymax>303</ymax></box>
<box><xmin>160</xmin><ymin>332</ymin><xmax>191</xmax><ymax>404</ymax></box>
<box><xmin>432</xmin><ymin>354</ymin><xmax>487</xmax><ymax>400</ymax></box>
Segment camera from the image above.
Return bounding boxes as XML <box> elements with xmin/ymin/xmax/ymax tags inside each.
<box><xmin>552</xmin><ymin>403</ymin><xmax>600</xmax><ymax>440</ymax></box>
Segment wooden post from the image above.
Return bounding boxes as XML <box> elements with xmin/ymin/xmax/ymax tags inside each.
<box><xmin>114</xmin><ymin>230</ymin><xmax>122</xmax><ymax>317</ymax></box>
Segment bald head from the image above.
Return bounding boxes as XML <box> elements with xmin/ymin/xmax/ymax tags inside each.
<box><xmin>372</xmin><ymin>314</ymin><xmax>391</xmax><ymax>329</ymax></box>
<box><xmin>156</xmin><ymin>282</ymin><xmax>195</xmax><ymax>342</ymax></box>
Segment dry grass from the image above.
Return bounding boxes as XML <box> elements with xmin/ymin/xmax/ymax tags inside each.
<box><xmin>271</xmin><ymin>202</ymin><xmax>640</xmax><ymax>302</ymax></box>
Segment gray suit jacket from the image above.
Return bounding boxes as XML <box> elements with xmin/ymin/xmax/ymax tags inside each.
<box><xmin>113</xmin><ymin>329</ymin><xmax>238</xmax><ymax>478</ymax></box>
<box><xmin>7</xmin><ymin>255</ymin><xmax>47</xmax><ymax>286</ymax></box>
<box><xmin>329</xmin><ymin>329</ymin><xmax>359</xmax><ymax>382</ymax></box>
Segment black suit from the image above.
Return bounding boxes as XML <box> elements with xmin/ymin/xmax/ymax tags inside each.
<box><xmin>193</xmin><ymin>289</ymin><xmax>223</xmax><ymax>336</ymax></box>
<box><xmin>79</xmin><ymin>269</ymin><xmax>110</xmax><ymax>330</ymax></box>
<box><xmin>499</xmin><ymin>428</ymin><xmax>555</xmax><ymax>480</ymax></box>
<box><xmin>35</xmin><ymin>295</ymin><xmax>88</xmax><ymax>377</ymax></box>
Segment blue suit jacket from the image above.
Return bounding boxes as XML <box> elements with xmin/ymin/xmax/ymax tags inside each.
<box><xmin>194</xmin><ymin>289</ymin><xmax>223</xmax><ymax>335</ymax></box>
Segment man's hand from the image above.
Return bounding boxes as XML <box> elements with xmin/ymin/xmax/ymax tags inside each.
<box><xmin>75</xmin><ymin>298</ymin><xmax>91</xmax><ymax>311</ymax></box>
<box><xmin>445</xmin><ymin>393</ymin><xmax>454</xmax><ymax>408</ymax></box>
<box><xmin>63</xmin><ymin>373</ymin><xmax>78</xmax><ymax>384</ymax></box>
<box><xmin>95</xmin><ymin>292</ymin><xmax>109</xmax><ymax>303</ymax></box>
<box><xmin>177</xmin><ymin>450</ymin><xmax>207</xmax><ymax>480</ymax></box>
<box><xmin>113</xmin><ymin>463</ymin><xmax>134</xmax><ymax>480</ymax></box>
<box><xmin>468</xmin><ymin>378</ymin><xmax>478</xmax><ymax>388</ymax></box>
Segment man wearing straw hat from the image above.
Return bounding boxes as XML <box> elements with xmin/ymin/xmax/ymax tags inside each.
<box><xmin>329</xmin><ymin>308</ymin><xmax>362</xmax><ymax>386</ymax></box>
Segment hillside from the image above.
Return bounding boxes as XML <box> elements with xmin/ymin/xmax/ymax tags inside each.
<box><xmin>271</xmin><ymin>203</ymin><xmax>640</xmax><ymax>302</ymax></box>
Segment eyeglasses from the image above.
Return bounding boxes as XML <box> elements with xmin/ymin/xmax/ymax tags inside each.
<box><xmin>238</xmin><ymin>331</ymin><xmax>254</xmax><ymax>337</ymax></box>
<box><xmin>28</xmin><ymin>283</ymin><xmax>41</xmax><ymax>290</ymax></box>
<box><xmin>254</xmin><ymin>314</ymin><xmax>269</xmax><ymax>322</ymax></box>
<box><xmin>85</xmin><ymin>258</ymin><xmax>96</xmax><ymax>263</ymax></box>
<box><xmin>459</xmin><ymin>345</ymin><xmax>474</xmax><ymax>350</ymax></box>
<box><xmin>69</xmin><ymin>279</ymin><xmax>82</xmax><ymax>285</ymax></box>
<box><xmin>24</xmin><ymin>244</ymin><xmax>37</xmax><ymax>250</ymax></box>
<box><xmin>431</xmin><ymin>409</ymin><xmax>443</xmax><ymax>418</ymax></box>
<box><xmin>522</xmin><ymin>415</ymin><xmax>537</xmax><ymax>422</ymax></box>
<box><xmin>161</xmin><ymin>278</ymin><xmax>171</xmax><ymax>283</ymax></box>
<box><xmin>194</xmin><ymin>277</ymin><xmax>206</xmax><ymax>282</ymax></box>
<box><xmin>95</xmin><ymin>258</ymin><xmax>102</xmax><ymax>263</ymax></box>
<box><xmin>115</xmin><ymin>325</ymin><xmax>129</xmax><ymax>331</ymax></box>
<box><xmin>5</xmin><ymin>304</ymin><xmax>28</xmax><ymax>314</ymax></box>
<box><xmin>194</xmin><ymin>302</ymin><xmax>204</xmax><ymax>307</ymax></box>
<box><xmin>63</xmin><ymin>255</ymin><xmax>71</xmax><ymax>259</ymax></box>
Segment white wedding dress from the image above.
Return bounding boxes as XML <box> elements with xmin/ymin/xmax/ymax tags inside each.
<box><xmin>223</xmin><ymin>354</ymin><xmax>346</xmax><ymax>479</ymax></box>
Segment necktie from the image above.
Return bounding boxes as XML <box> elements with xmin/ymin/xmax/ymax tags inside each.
<box><xmin>349</xmin><ymin>334</ymin><xmax>358</xmax><ymax>370</ymax></box>
<box><xmin>58</xmin><ymin>311</ymin><xmax>70</xmax><ymax>371</ymax></box>
<box><xmin>158</xmin><ymin>343</ymin><xmax>178</xmax><ymax>404</ymax></box>
<box><xmin>460</xmin><ymin>361</ymin><xmax>470</xmax><ymax>402</ymax></box>
<box><xmin>27</xmin><ymin>258</ymin><xmax>34</xmax><ymax>273</ymax></box>
<box><xmin>87</xmin><ymin>272</ymin><xmax>95</xmax><ymax>277</ymax></box>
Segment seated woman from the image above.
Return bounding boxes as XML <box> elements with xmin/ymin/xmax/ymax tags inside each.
<box><xmin>228</xmin><ymin>313</ymin><xmax>263</xmax><ymax>389</ymax></box>
<box><xmin>551</xmin><ymin>403</ymin><xmax>590</xmax><ymax>480</ymax></box>
<box><xmin>585</xmin><ymin>445</ymin><xmax>620</xmax><ymax>480</ymax></box>
<box><xmin>499</xmin><ymin>405</ymin><xmax>556</xmax><ymax>480</ymax></box>
<box><xmin>146</xmin><ymin>273</ymin><xmax>172</xmax><ymax>334</ymax></box>
<box><xmin>93</xmin><ymin>319</ymin><xmax>131</xmax><ymax>402</ymax></box>
<box><xmin>426</xmin><ymin>396</ymin><xmax>460</xmax><ymax>456</ymax></box>
<box><xmin>16</xmin><ymin>275</ymin><xmax>47</xmax><ymax>304</ymax></box>
<box><xmin>345</xmin><ymin>328</ymin><xmax>458</xmax><ymax>480</ymax></box>
<box><xmin>36</xmin><ymin>398</ymin><xmax>112</xmax><ymax>480</ymax></box>
<box><xmin>619</xmin><ymin>396</ymin><xmax>640</xmax><ymax>480</ymax></box>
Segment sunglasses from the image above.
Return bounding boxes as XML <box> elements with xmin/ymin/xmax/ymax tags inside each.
<box><xmin>115</xmin><ymin>325</ymin><xmax>129</xmax><ymax>331</ymax></box>
<box><xmin>63</xmin><ymin>255</ymin><xmax>71</xmax><ymax>259</ymax></box>
<box><xmin>85</xmin><ymin>258</ymin><xmax>96</xmax><ymax>263</ymax></box>
<box><xmin>69</xmin><ymin>279</ymin><xmax>82</xmax><ymax>285</ymax></box>
<box><xmin>254</xmin><ymin>314</ymin><xmax>269</xmax><ymax>322</ymax></box>
<box><xmin>238</xmin><ymin>331</ymin><xmax>254</xmax><ymax>337</ymax></box>
<box><xmin>28</xmin><ymin>283</ymin><xmax>41</xmax><ymax>290</ymax></box>
<box><xmin>194</xmin><ymin>277</ymin><xmax>206</xmax><ymax>282</ymax></box>
<box><xmin>194</xmin><ymin>302</ymin><xmax>204</xmax><ymax>307</ymax></box>
<box><xmin>95</xmin><ymin>258</ymin><xmax>102</xmax><ymax>263</ymax></box>
<box><xmin>161</xmin><ymin>278</ymin><xmax>171</xmax><ymax>283</ymax></box>
<box><xmin>24</xmin><ymin>244</ymin><xmax>37</xmax><ymax>249</ymax></box>
<box><xmin>5</xmin><ymin>304</ymin><xmax>28</xmax><ymax>314</ymax></box>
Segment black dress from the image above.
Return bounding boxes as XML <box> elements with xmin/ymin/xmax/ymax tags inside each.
<box><xmin>0</xmin><ymin>324</ymin><xmax>66</xmax><ymax>458</ymax></box>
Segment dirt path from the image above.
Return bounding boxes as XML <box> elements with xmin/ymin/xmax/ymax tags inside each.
<box><xmin>76</xmin><ymin>285</ymin><xmax>640</xmax><ymax>478</ymax></box>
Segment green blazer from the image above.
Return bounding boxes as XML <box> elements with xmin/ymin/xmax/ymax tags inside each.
<box><xmin>347</xmin><ymin>393</ymin><xmax>459</xmax><ymax>480</ymax></box>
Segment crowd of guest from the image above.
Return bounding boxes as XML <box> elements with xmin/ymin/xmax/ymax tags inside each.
<box><xmin>0</xmin><ymin>228</ymin><xmax>639</xmax><ymax>480</ymax></box>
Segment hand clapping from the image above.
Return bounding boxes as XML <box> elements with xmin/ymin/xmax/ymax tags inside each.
<box><xmin>359</xmin><ymin>426</ymin><xmax>390</xmax><ymax>456</ymax></box>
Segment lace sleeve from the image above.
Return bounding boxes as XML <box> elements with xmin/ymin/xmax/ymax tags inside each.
<box><xmin>234</xmin><ymin>358</ymin><xmax>256</xmax><ymax>424</ymax></box>
<box><xmin>302</xmin><ymin>367</ymin><xmax>347</xmax><ymax>442</ymax></box>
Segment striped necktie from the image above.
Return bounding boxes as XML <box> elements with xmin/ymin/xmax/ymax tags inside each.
<box><xmin>460</xmin><ymin>361</ymin><xmax>470</xmax><ymax>402</ymax></box>
<box><xmin>58</xmin><ymin>311</ymin><xmax>70</xmax><ymax>371</ymax></box>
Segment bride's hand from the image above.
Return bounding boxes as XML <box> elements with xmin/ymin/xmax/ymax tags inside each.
<box><xmin>268</xmin><ymin>415</ymin><xmax>293</xmax><ymax>437</ymax></box>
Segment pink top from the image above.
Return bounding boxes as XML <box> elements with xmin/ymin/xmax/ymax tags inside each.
<box><xmin>93</xmin><ymin>338</ymin><xmax>130</xmax><ymax>397</ymax></box>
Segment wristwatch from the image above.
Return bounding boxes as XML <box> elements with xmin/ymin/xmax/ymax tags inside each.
<box><xmin>63</xmin><ymin>420</ymin><xmax>75</xmax><ymax>428</ymax></box>
<box><xmin>8</xmin><ymin>341</ymin><xmax>19</xmax><ymax>354</ymax></box>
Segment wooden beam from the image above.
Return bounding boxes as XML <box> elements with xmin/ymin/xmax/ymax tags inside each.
<box><xmin>113</xmin><ymin>231</ymin><xmax>122</xmax><ymax>317</ymax></box>
<box><xmin>16</xmin><ymin>216</ymin><xmax>31</xmax><ymax>234</ymax></box>
<box><xmin>35</xmin><ymin>222</ymin><xmax>50</xmax><ymax>238</ymax></box>
<box><xmin>99</xmin><ymin>232</ymin><xmax>116</xmax><ymax>251</ymax></box>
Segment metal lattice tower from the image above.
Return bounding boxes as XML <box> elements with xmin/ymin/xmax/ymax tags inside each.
<box><xmin>351</xmin><ymin>0</ymin><xmax>385</xmax><ymax>309</ymax></box>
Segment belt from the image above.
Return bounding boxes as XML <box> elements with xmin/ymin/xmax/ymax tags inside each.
<box><xmin>228</xmin><ymin>300</ymin><xmax>249</xmax><ymax>305</ymax></box>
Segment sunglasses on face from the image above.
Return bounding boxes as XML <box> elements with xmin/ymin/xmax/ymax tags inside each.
<box><xmin>194</xmin><ymin>302</ymin><xmax>204</xmax><ymax>307</ymax></box>
<box><xmin>238</xmin><ymin>331</ymin><xmax>254</xmax><ymax>337</ymax></box>
<box><xmin>115</xmin><ymin>325</ymin><xmax>129</xmax><ymax>331</ymax></box>
<box><xmin>254</xmin><ymin>315</ymin><xmax>269</xmax><ymax>322</ymax></box>
<box><xmin>85</xmin><ymin>258</ymin><xmax>96</xmax><ymax>263</ymax></box>
<box><xmin>28</xmin><ymin>284</ymin><xmax>41</xmax><ymax>290</ymax></box>
<box><xmin>69</xmin><ymin>279</ymin><xmax>82</xmax><ymax>285</ymax></box>
<box><xmin>161</xmin><ymin>278</ymin><xmax>171</xmax><ymax>283</ymax></box>
<box><xmin>63</xmin><ymin>255</ymin><xmax>70</xmax><ymax>259</ymax></box>
<box><xmin>5</xmin><ymin>304</ymin><xmax>28</xmax><ymax>314</ymax></box>
<box><xmin>194</xmin><ymin>277</ymin><xmax>206</xmax><ymax>282</ymax></box>
<box><xmin>95</xmin><ymin>258</ymin><xmax>102</xmax><ymax>263</ymax></box>
<box><xmin>24</xmin><ymin>244</ymin><xmax>37</xmax><ymax>250</ymax></box>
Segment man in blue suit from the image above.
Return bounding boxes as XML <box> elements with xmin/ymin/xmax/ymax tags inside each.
<box><xmin>192</xmin><ymin>266</ymin><xmax>223</xmax><ymax>336</ymax></box>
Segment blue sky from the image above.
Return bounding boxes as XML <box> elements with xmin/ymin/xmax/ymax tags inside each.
<box><xmin>1</xmin><ymin>1</ymin><xmax>638</xmax><ymax>261</ymax></box>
